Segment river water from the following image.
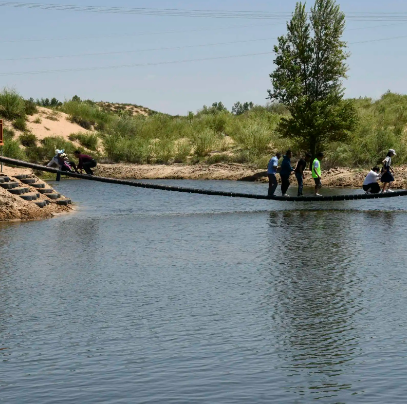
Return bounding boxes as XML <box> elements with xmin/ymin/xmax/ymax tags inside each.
<box><xmin>1</xmin><ymin>179</ymin><xmax>407</xmax><ymax>403</ymax></box>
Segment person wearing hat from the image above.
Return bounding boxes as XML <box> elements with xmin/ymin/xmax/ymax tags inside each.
<box><xmin>311</xmin><ymin>152</ymin><xmax>324</xmax><ymax>196</ymax></box>
<box><xmin>47</xmin><ymin>149</ymin><xmax>64</xmax><ymax>169</ymax></box>
<box><xmin>381</xmin><ymin>149</ymin><xmax>396</xmax><ymax>193</ymax></box>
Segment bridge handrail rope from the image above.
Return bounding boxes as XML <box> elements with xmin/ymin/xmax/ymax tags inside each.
<box><xmin>1</xmin><ymin>156</ymin><xmax>407</xmax><ymax>202</ymax></box>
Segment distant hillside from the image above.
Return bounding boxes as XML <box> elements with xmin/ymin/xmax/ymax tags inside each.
<box><xmin>96</xmin><ymin>102</ymin><xmax>158</xmax><ymax>117</ymax></box>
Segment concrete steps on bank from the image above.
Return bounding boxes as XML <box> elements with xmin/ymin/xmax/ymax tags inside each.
<box><xmin>1</xmin><ymin>172</ymin><xmax>73</xmax><ymax>209</ymax></box>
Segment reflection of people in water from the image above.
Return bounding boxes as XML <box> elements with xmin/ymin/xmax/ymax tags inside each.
<box><xmin>263</xmin><ymin>211</ymin><xmax>359</xmax><ymax>400</ymax></box>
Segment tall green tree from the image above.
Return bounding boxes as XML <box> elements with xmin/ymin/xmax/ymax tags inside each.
<box><xmin>268</xmin><ymin>0</ymin><xmax>357</xmax><ymax>156</ymax></box>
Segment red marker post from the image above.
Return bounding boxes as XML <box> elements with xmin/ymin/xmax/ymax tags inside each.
<box><xmin>0</xmin><ymin>119</ymin><xmax>3</xmax><ymax>172</ymax></box>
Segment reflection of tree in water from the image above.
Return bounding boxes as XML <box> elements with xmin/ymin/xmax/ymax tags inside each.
<box><xmin>263</xmin><ymin>211</ymin><xmax>363</xmax><ymax>401</ymax></box>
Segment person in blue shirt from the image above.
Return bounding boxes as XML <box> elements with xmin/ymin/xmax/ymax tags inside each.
<box><xmin>279</xmin><ymin>150</ymin><xmax>295</xmax><ymax>197</ymax></box>
<box><xmin>267</xmin><ymin>152</ymin><xmax>281</xmax><ymax>196</ymax></box>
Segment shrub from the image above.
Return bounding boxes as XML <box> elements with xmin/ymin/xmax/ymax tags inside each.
<box><xmin>33</xmin><ymin>117</ymin><xmax>42</xmax><ymax>124</ymax></box>
<box><xmin>19</xmin><ymin>133</ymin><xmax>37</xmax><ymax>147</ymax></box>
<box><xmin>205</xmin><ymin>154</ymin><xmax>231</xmax><ymax>164</ymax></box>
<box><xmin>191</xmin><ymin>129</ymin><xmax>220</xmax><ymax>157</ymax></box>
<box><xmin>0</xmin><ymin>88</ymin><xmax>26</xmax><ymax>120</ymax></box>
<box><xmin>3</xmin><ymin>129</ymin><xmax>25</xmax><ymax>159</ymax></box>
<box><xmin>69</xmin><ymin>132</ymin><xmax>99</xmax><ymax>151</ymax></box>
<box><xmin>61</xmin><ymin>100</ymin><xmax>112</xmax><ymax>131</ymax></box>
<box><xmin>13</xmin><ymin>117</ymin><xmax>27</xmax><ymax>131</ymax></box>
<box><xmin>24</xmin><ymin>98</ymin><xmax>38</xmax><ymax>115</ymax></box>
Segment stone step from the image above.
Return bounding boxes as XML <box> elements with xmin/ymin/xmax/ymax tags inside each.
<box><xmin>31</xmin><ymin>183</ymin><xmax>46</xmax><ymax>189</ymax></box>
<box><xmin>8</xmin><ymin>187</ymin><xmax>30</xmax><ymax>195</ymax></box>
<box><xmin>0</xmin><ymin>175</ymin><xmax>10</xmax><ymax>182</ymax></box>
<box><xmin>14</xmin><ymin>174</ymin><xmax>28</xmax><ymax>180</ymax></box>
<box><xmin>46</xmin><ymin>193</ymin><xmax>61</xmax><ymax>200</ymax></box>
<box><xmin>34</xmin><ymin>201</ymin><xmax>48</xmax><ymax>208</ymax></box>
<box><xmin>56</xmin><ymin>199</ymin><xmax>72</xmax><ymax>206</ymax></box>
<box><xmin>20</xmin><ymin>193</ymin><xmax>39</xmax><ymax>201</ymax></box>
<box><xmin>20</xmin><ymin>178</ymin><xmax>37</xmax><ymax>184</ymax></box>
<box><xmin>0</xmin><ymin>182</ymin><xmax>20</xmax><ymax>190</ymax></box>
<box><xmin>38</xmin><ymin>188</ymin><xmax>54</xmax><ymax>194</ymax></box>
<box><xmin>0</xmin><ymin>178</ymin><xmax>4</xmax><ymax>183</ymax></box>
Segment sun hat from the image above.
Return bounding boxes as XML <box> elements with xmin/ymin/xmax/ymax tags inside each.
<box><xmin>55</xmin><ymin>149</ymin><xmax>64</xmax><ymax>155</ymax></box>
<box><xmin>389</xmin><ymin>149</ymin><xmax>397</xmax><ymax>155</ymax></box>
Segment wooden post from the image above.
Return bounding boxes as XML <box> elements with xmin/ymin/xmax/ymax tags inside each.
<box><xmin>0</xmin><ymin>119</ymin><xmax>3</xmax><ymax>172</ymax></box>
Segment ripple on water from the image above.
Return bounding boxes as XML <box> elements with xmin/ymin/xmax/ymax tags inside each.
<box><xmin>1</xmin><ymin>180</ymin><xmax>407</xmax><ymax>403</ymax></box>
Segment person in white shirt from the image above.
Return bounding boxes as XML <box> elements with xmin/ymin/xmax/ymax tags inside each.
<box><xmin>363</xmin><ymin>167</ymin><xmax>381</xmax><ymax>194</ymax></box>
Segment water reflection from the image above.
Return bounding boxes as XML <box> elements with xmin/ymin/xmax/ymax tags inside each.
<box><xmin>264</xmin><ymin>211</ymin><xmax>362</xmax><ymax>400</ymax></box>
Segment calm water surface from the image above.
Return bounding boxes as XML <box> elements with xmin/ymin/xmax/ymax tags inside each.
<box><xmin>1</xmin><ymin>179</ymin><xmax>407</xmax><ymax>403</ymax></box>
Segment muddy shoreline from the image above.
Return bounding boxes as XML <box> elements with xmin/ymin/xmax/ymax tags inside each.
<box><xmin>96</xmin><ymin>163</ymin><xmax>407</xmax><ymax>189</ymax></box>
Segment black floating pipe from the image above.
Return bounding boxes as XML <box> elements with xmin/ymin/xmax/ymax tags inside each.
<box><xmin>1</xmin><ymin>156</ymin><xmax>407</xmax><ymax>202</ymax></box>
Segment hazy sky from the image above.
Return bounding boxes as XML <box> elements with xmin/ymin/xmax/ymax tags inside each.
<box><xmin>1</xmin><ymin>0</ymin><xmax>407</xmax><ymax>115</ymax></box>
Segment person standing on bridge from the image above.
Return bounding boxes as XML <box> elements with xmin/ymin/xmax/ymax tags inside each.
<box><xmin>294</xmin><ymin>153</ymin><xmax>311</xmax><ymax>197</ymax></box>
<box><xmin>381</xmin><ymin>149</ymin><xmax>396</xmax><ymax>193</ymax></box>
<box><xmin>267</xmin><ymin>152</ymin><xmax>281</xmax><ymax>196</ymax></box>
<box><xmin>74</xmin><ymin>150</ymin><xmax>97</xmax><ymax>176</ymax></box>
<box><xmin>312</xmin><ymin>152</ymin><xmax>324</xmax><ymax>196</ymax></box>
<box><xmin>279</xmin><ymin>150</ymin><xmax>295</xmax><ymax>197</ymax></box>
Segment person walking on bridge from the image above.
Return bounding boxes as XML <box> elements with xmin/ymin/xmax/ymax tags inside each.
<box><xmin>381</xmin><ymin>149</ymin><xmax>396</xmax><ymax>193</ymax></box>
<box><xmin>267</xmin><ymin>152</ymin><xmax>281</xmax><ymax>196</ymax></box>
<box><xmin>294</xmin><ymin>153</ymin><xmax>311</xmax><ymax>197</ymax></box>
<box><xmin>312</xmin><ymin>152</ymin><xmax>324</xmax><ymax>196</ymax></box>
<box><xmin>280</xmin><ymin>150</ymin><xmax>295</xmax><ymax>197</ymax></box>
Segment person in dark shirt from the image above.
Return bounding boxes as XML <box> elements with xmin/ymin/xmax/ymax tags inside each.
<box><xmin>294</xmin><ymin>153</ymin><xmax>311</xmax><ymax>196</ymax></box>
<box><xmin>74</xmin><ymin>150</ymin><xmax>97</xmax><ymax>175</ymax></box>
<box><xmin>279</xmin><ymin>150</ymin><xmax>295</xmax><ymax>197</ymax></box>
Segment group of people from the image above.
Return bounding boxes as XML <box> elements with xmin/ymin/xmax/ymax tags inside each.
<box><xmin>47</xmin><ymin>149</ymin><xmax>97</xmax><ymax>181</ymax></box>
<box><xmin>267</xmin><ymin>150</ymin><xmax>324</xmax><ymax>197</ymax></box>
<box><xmin>267</xmin><ymin>149</ymin><xmax>397</xmax><ymax>197</ymax></box>
<box><xmin>362</xmin><ymin>149</ymin><xmax>397</xmax><ymax>194</ymax></box>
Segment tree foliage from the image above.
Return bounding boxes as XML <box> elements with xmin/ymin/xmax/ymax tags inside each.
<box><xmin>232</xmin><ymin>101</ymin><xmax>254</xmax><ymax>115</ymax></box>
<box><xmin>268</xmin><ymin>0</ymin><xmax>357</xmax><ymax>155</ymax></box>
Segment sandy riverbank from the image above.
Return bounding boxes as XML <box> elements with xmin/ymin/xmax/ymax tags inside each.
<box><xmin>96</xmin><ymin>163</ymin><xmax>407</xmax><ymax>189</ymax></box>
<box><xmin>0</xmin><ymin>167</ymin><xmax>74</xmax><ymax>222</ymax></box>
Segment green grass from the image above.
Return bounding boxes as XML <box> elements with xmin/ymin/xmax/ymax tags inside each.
<box><xmin>4</xmin><ymin>90</ymin><xmax>407</xmax><ymax>169</ymax></box>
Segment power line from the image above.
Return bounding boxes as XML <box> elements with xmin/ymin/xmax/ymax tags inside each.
<box><xmin>0</xmin><ymin>22</ymin><xmax>406</xmax><ymax>63</ymax></box>
<box><xmin>0</xmin><ymin>33</ymin><xmax>405</xmax><ymax>77</ymax></box>
<box><xmin>2</xmin><ymin>2</ymin><xmax>407</xmax><ymax>21</ymax></box>
<box><xmin>0</xmin><ymin>20</ymin><xmax>405</xmax><ymax>46</ymax></box>
<box><xmin>0</xmin><ymin>22</ymin><xmax>281</xmax><ymax>43</ymax></box>
<box><xmin>0</xmin><ymin>36</ymin><xmax>276</xmax><ymax>61</ymax></box>
<box><xmin>0</xmin><ymin>51</ymin><xmax>275</xmax><ymax>76</ymax></box>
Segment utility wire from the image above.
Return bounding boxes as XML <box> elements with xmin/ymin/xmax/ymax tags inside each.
<box><xmin>0</xmin><ymin>51</ymin><xmax>275</xmax><ymax>76</ymax></box>
<box><xmin>0</xmin><ymin>19</ymin><xmax>405</xmax><ymax>46</ymax></box>
<box><xmin>0</xmin><ymin>36</ymin><xmax>277</xmax><ymax>61</ymax></box>
<box><xmin>0</xmin><ymin>22</ymin><xmax>281</xmax><ymax>43</ymax></box>
<box><xmin>2</xmin><ymin>1</ymin><xmax>407</xmax><ymax>21</ymax></box>
<box><xmin>0</xmin><ymin>22</ymin><xmax>405</xmax><ymax>63</ymax></box>
<box><xmin>0</xmin><ymin>33</ymin><xmax>405</xmax><ymax>77</ymax></box>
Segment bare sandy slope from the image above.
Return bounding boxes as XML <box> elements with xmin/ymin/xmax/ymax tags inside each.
<box><xmin>26</xmin><ymin>107</ymin><xmax>90</xmax><ymax>141</ymax></box>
